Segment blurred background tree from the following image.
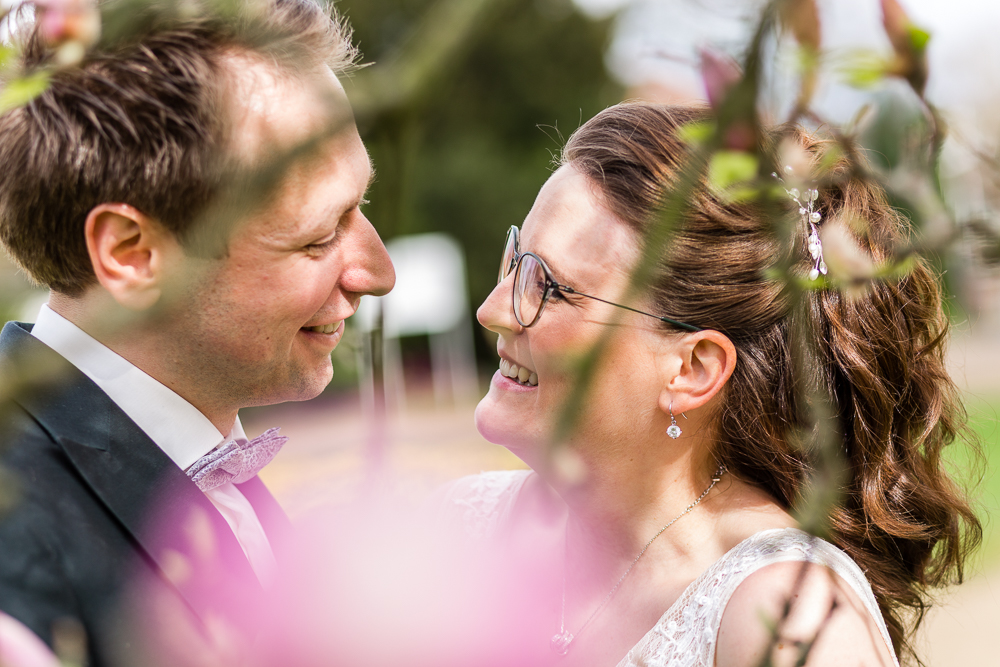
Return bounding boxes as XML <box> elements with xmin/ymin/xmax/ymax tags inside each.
<box><xmin>334</xmin><ymin>0</ymin><xmax>622</xmax><ymax>378</ymax></box>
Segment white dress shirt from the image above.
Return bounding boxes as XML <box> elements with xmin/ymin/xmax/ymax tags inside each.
<box><xmin>30</xmin><ymin>304</ymin><xmax>277</xmax><ymax>586</ymax></box>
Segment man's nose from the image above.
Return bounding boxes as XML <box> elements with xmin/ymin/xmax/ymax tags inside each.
<box><xmin>343</xmin><ymin>213</ymin><xmax>395</xmax><ymax>298</ymax></box>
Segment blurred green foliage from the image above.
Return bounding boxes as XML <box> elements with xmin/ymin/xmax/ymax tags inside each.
<box><xmin>952</xmin><ymin>393</ymin><xmax>1000</xmax><ymax>569</ymax></box>
<box><xmin>337</xmin><ymin>0</ymin><xmax>622</xmax><ymax>364</ymax></box>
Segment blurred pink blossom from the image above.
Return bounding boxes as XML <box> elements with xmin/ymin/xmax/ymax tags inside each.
<box><xmin>698</xmin><ymin>47</ymin><xmax>756</xmax><ymax>150</ymax></box>
<box><xmin>34</xmin><ymin>0</ymin><xmax>100</xmax><ymax>53</ymax></box>
<box><xmin>0</xmin><ymin>612</ymin><xmax>60</xmax><ymax>667</ymax></box>
<box><xmin>698</xmin><ymin>47</ymin><xmax>741</xmax><ymax>111</ymax></box>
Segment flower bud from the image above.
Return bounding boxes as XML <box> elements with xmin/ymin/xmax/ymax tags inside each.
<box><xmin>777</xmin><ymin>137</ymin><xmax>814</xmax><ymax>186</ymax></box>
<box><xmin>880</xmin><ymin>0</ymin><xmax>930</xmax><ymax>96</ymax></box>
<box><xmin>820</xmin><ymin>219</ymin><xmax>876</xmax><ymax>286</ymax></box>
<box><xmin>699</xmin><ymin>47</ymin><xmax>742</xmax><ymax>112</ymax></box>
<box><xmin>781</xmin><ymin>0</ymin><xmax>822</xmax><ymax>52</ymax></box>
<box><xmin>35</xmin><ymin>0</ymin><xmax>101</xmax><ymax>57</ymax></box>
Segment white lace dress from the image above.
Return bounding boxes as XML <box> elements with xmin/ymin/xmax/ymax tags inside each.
<box><xmin>441</xmin><ymin>470</ymin><xmax>900</xmax><ymax>667</ymax></box>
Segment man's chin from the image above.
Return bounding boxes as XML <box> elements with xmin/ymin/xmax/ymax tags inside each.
<box><xmin>292</xmin><ymin>365</ymin><xmax>335</xmax><ymax>402</ymax></box>
<box><xmin>247</xmin><ymin>364</ymin><xmax>334</xmax><ymax>407</ymax></box>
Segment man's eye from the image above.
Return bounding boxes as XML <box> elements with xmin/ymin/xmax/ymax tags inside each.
<box><xmin>305</xmin><ymin>236</ymin><xmax>337</xmax><ymax>253</ymax></box>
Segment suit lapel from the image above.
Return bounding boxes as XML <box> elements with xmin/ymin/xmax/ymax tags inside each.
<box><xmin>0</xmin><ymin>323</ymin><xmax>263</xmax><ymax>625</ymax></box>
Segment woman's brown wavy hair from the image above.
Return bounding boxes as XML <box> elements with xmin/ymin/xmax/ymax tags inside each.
<box><xmin>562</xmin><ymin>102</ymin><xmax>981</xmax><ymax>665</ymax></box>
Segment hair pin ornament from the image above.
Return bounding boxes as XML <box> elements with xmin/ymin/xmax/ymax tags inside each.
<box><xmin>773</xmin><ymin>165</ymin><xmax>827</xmax><ymax>281</ymax></box>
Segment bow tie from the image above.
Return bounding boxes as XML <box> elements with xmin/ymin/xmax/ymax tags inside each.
<box><xmin>186</xmin><ymin>428</ymin><xmax>288</xmax><ymax>492</ymax></box>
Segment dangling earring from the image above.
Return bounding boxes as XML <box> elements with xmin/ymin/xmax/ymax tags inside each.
<box><xmin>666</xmin><ymin>402</ymin><xmax>682</xmax><ymax>439</ymax></box>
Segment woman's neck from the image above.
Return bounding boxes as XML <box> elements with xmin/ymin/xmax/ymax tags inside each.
<box><xmin>549</xmin><ymin>439</ymin><xmax>723</xmax><ymax>591</ymax></box>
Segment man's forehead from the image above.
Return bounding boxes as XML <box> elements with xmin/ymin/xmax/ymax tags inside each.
<box><xmin>221</xmin><ymin>52</ymin><xmax>355</xmax><ymax>162</ymax></box>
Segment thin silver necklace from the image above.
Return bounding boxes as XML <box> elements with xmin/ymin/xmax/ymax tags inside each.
<box><xmin>550</xmin><ymin>466</ymin><xmax>726</xmax><ymax>656</ymax></box>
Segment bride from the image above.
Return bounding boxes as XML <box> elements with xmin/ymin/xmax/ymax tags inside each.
<box><xmin>443</xmin><ymin>103</ymin><xmax>979</xmax><ymax>666</ymax></box>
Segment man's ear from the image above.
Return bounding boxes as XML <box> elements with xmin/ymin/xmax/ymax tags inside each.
<box><xmin>658</xmin><ymin>330</ymin><xmax>737</xmax><ymax>416</ymax></box>
<box><xmin>84</xmin><ymin>204</ymin><xmax>183</xmax><ymax>311</ymax></box>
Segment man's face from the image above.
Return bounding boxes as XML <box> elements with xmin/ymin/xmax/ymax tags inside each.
<box><xmin>164</xmin><ymin>59</ymin><xmax>394</xmax><ymax>410</ymax></box>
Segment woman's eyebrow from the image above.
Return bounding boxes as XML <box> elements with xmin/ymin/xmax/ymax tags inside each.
<box><xmin>543</xmin><ymin>259</ymin><xmax>574</xmax><ymax>287</ymax></box>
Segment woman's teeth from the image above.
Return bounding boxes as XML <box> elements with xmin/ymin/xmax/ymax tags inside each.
<box><xmin>499</xmin><ymin>358</ymin><xmax>538</xmax><ymax>386</ymax></box>
<box><xmin>305</xmin><ymin>323</ymin><xmax>338</xmax><ymax>334</ymax></box>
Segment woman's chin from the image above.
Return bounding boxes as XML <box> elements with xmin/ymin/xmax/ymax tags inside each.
<box><xmin>474</xmin><ymin>395</ymin><xmax>508</xmax><ymax>445</ymax></box>
<box><xmin>474</xmin><ymin>392</ymin><xmax>537</xmax><ymax>455</ymax></box>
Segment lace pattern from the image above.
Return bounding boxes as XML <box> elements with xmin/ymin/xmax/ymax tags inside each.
<box><xmin>440</xmin><ymin>469</ymin><xmax>532</xmax><ymax>539</ymax></box>
<box><xmin>445</xmin><ymin>471</ymin><xmax>898</xmax><ymax>667</ymax></box>
<box><xmin>617</xmin><ymin>528</ymin><xmax>899</xmax><ymax>667</ymax></box>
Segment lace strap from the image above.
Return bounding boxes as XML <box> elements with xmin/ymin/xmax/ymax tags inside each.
<box><xmin>618</xmin><ymin>528</ymin><xmax>899</xmax><ymax>667</ymax></box>
<box><xmin>703</xmin><ymin>529</ymin><xmax>897</xmax><ymax>664</ymax></box>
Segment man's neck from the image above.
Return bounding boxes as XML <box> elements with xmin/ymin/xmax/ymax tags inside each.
<box><xmin>46</xmin><ymin>293</ymin><xmax>238</xmax><ymax>434</ymax></box>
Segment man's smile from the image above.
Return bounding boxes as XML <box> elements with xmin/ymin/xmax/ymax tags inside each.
<box><xmin>303</xmin><ymin>322</ymin><xmax>341</xmax><ymax>334</ymax></box>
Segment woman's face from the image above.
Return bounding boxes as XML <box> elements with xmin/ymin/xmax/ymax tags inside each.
<box><xmin>475</xmin><ymin>166</ymin><xmax>674</xmax><ymax>465</ymax></box>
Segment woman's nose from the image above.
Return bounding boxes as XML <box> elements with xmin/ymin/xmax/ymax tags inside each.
<box><xmin>477</xmin><ymin>274</ymin><xmax>521</xmax><ymax>336</ymax></box>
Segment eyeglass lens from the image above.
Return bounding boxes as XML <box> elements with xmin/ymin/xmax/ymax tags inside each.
<box><xmin>513</xmin><ymin>253</ymin><xmax>546</xmax><ymax>327</ymax></box>
<box><xmin>498</xmin><ymin>227</ymin><xmax>518</xmax><ymax>284</ymax></box>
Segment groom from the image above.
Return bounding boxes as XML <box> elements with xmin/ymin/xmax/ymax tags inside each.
<box><xmin>0</xmin><ymin>1</ymin><xmax>393</xmax><ymax>665</ymax></box>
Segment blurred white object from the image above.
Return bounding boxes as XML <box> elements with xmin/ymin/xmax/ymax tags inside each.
<box><xmin>355</xmin><ymin>233</ymin><xmax>479</xmax><ymax>411</ymax></box>
<box><xmin>16</xmin><ymin>290</ymin><xmax>50</xmax><ymax>324</ymax></box>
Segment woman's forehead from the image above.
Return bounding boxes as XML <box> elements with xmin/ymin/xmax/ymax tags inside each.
<box><xmin>521</xmin><ymin>166</ymin><xmax>640</xmax><ymax>282</ymax></box>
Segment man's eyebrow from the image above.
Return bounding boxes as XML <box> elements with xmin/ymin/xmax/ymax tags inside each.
<box><xmin>339</xmin><ymin>164</ymin><xmax>376</xmax><ymax>214</ymax></box>
<box><xmin>362</xmin><ymin>165</ymin><xmax>377</xmax><ymax>201</ymax></box>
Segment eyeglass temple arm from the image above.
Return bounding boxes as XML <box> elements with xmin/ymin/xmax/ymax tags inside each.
<box><xmin>555</xmin><ymin>285</ymin><xmax>704</xmax><ymax>333</ymax></box>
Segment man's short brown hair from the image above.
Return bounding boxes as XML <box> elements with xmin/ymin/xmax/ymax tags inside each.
<box><xmin>0</xmin><ymin>0</ymin><xmax>357</xmax><ymax>296</ymax></box>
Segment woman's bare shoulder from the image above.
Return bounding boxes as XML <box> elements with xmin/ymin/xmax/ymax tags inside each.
<box><xmin>714</xmin><ymin>558</ymin><xmax>896</xmax><ymax>667</ymax></box>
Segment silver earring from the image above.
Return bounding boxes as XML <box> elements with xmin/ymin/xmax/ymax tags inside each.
<box><xmin>667</xmin><ymin>402</ymin><xmax>682</xmax><ymax>439</ymax></box>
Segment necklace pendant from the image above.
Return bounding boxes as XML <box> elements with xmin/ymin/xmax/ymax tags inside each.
<box><xmin>550</xmin><ymin>630</ymin><xmax>574</xmax><ymax>656</ymax></box>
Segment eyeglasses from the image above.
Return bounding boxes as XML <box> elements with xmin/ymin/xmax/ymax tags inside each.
<box><xmin>497</xmin><ymin>226</ymin><xmax>703</xmax><ymax>331</ymax></box>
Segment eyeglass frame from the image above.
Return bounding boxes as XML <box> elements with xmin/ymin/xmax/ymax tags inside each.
<box><xmin>498</xmin><ymin>225</ymin><xmax>704</xmax><ymax>332</ymax></box>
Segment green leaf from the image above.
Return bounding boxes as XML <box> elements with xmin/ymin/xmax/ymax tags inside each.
<box><xmin>676</xmin><ymin>120</ymin><xmax>715</xmax><ymax>147</ymax></box>
<box><xmin>837</xmin><ymin>50</ymin><xmax>889</xmax><ymax>89</ymax></box>
<box><xmin>907</xmin><ymin>25</ymin><xmax>931</xmax><ymax>53</ymax></box>
<box><xmin>793</xmin><ymin>45</ymin><xmax>820</xmax><ymax>75</ymax></box>
<box><xmin>816</xmin><ymin>143</ymin><xmax>844</xmax><ymax>175</ymax></box>
<box><xmin>0</xmin><ymin>71</ymin><xmax>51</xmax><ymax>114</ymax></box>
<box><xmin>719</xmin><ymin>185</ymin><xmax>761</xmax><ymax>204</ymax></box>
<box><xmin>708</xmin><ymin>150</ymin><xmax>758</xmax><ymax>191</ymax></box>
<box><xmin>0</xmin><ymin>44</ymin><xmax>15</xmax><ymax>70</ymax></box>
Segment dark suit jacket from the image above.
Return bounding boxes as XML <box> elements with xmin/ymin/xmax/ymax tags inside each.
<box><xmin>0</xmin><ymin>322</ymin><xmax>291</xmax><ymax>666</ymax></box>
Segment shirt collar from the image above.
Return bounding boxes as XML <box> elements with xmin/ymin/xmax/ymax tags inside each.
<box><xmin>30</xmin><ymin>304</ymin><xmax>242</xmax><ymax>470</ymax></box>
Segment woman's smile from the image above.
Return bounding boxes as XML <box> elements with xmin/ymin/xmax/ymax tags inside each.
<box><xmin>498</xmin><ymin>357</ymin><xmax>538</xmax><ymax>386</ymax></box>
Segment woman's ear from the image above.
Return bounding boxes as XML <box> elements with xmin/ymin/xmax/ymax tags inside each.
<box><xmin>658</xmin><ymin>330</ymin><xmax>737</xmax><ymax>416</ymax></box>
<box><xmin>84</xmin><ymin>204</ymin><xmax>183</xmax><ymax>311</ymax></box>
